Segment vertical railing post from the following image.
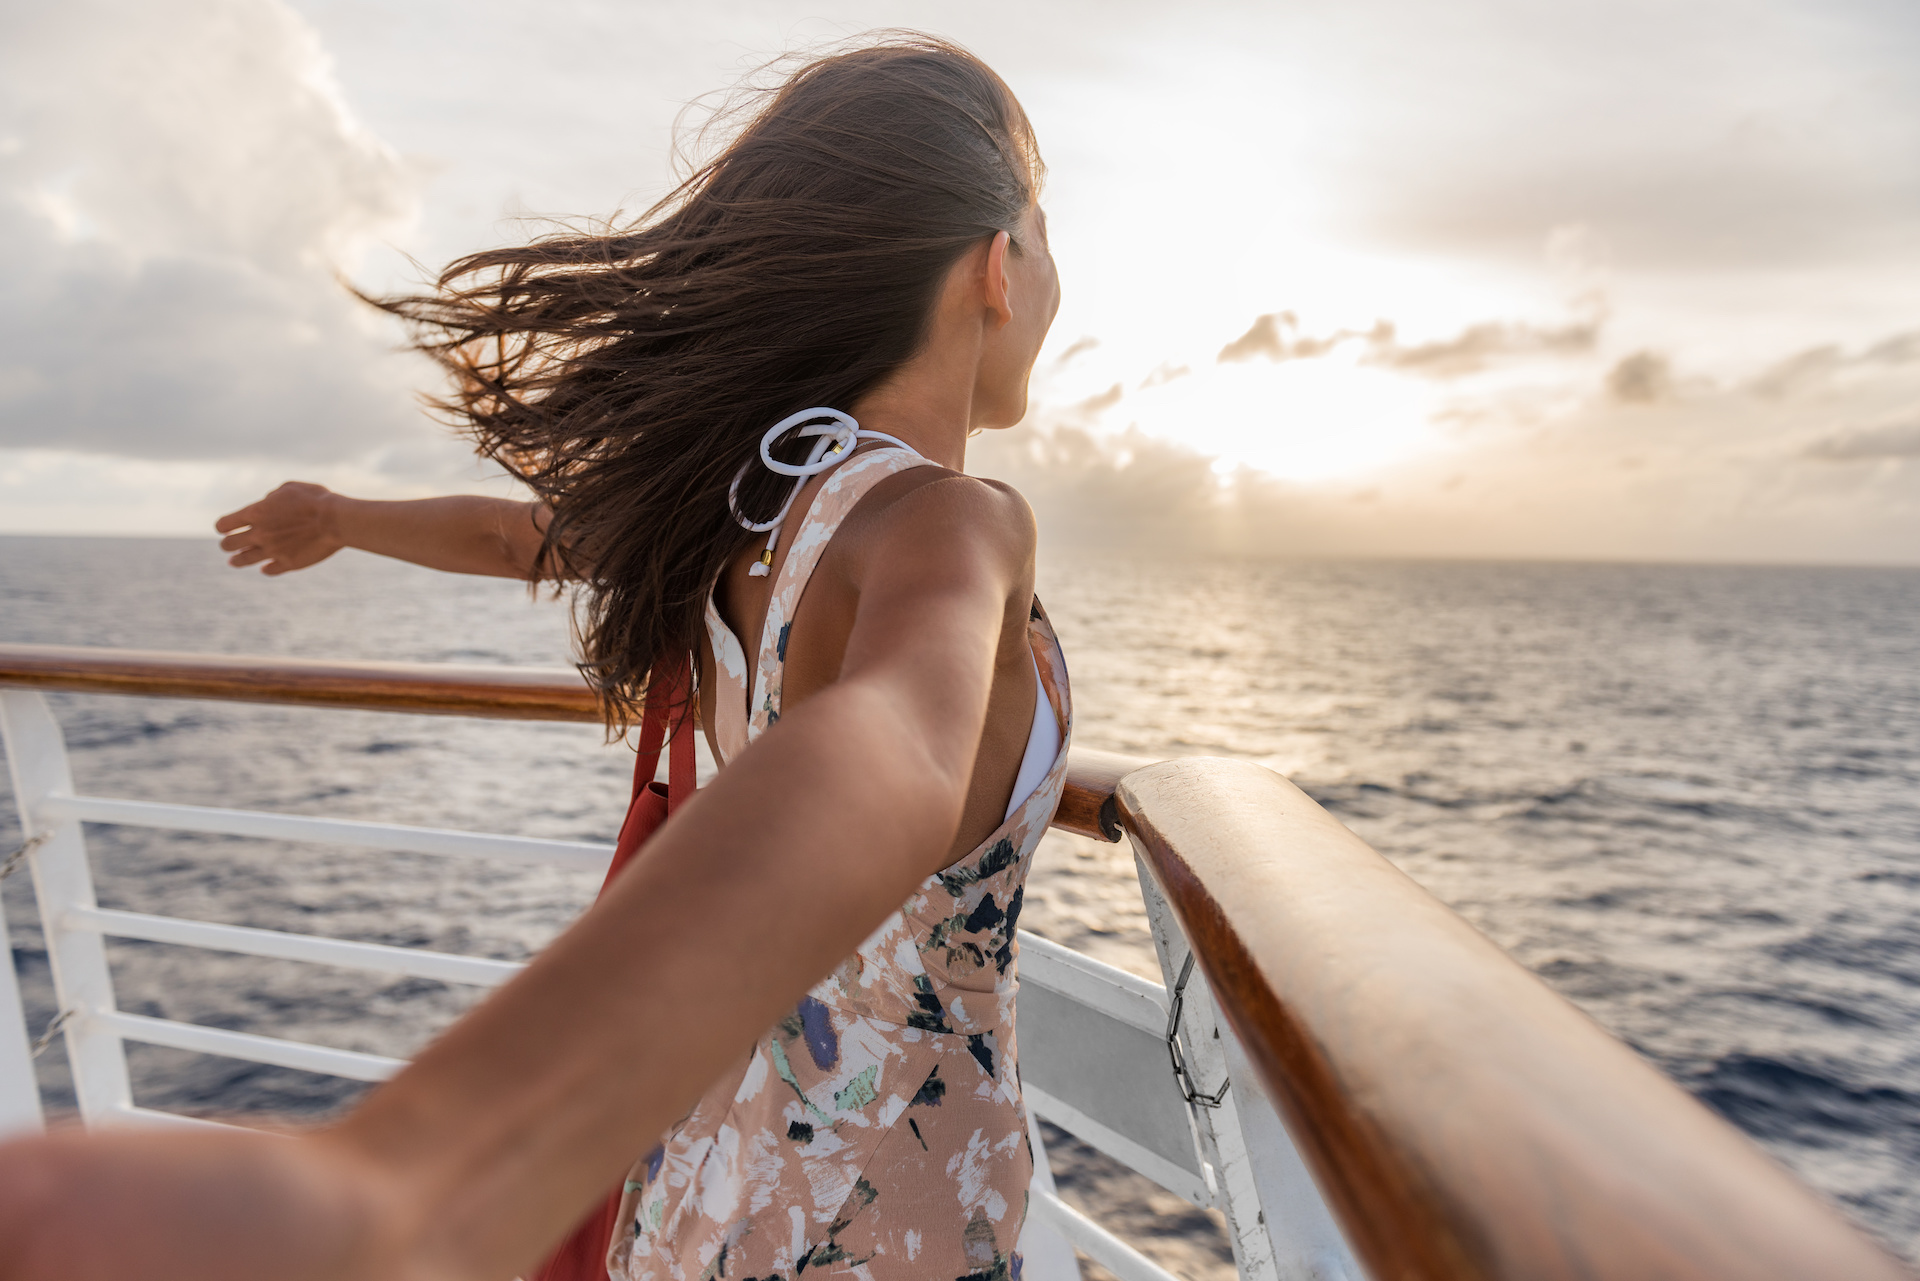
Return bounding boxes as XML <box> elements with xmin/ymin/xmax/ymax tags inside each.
<box><xmin>1132</xmin><ymin>843</ymin><xmax>1364</xmax><ymax>1281</ymax></box>
<box><xmin>0</xmin><ymin>861</ymin><xmax>42</xmax><ymax>1137</ymax></box>
<box><xmin>0</xmin><ymin>691</ymin><xmax>133</xmax><ymax>1124</ymax></box>
<box><xmin>1020</xmin><ymin>1107</ymin><xmax>1086</xmax><ymax>1281</ymax></box>
<box><xmin>1132</xmin><ymin>844</ymin><xmax>1282</xmax><ymax>1281</ymax></box>
<box><xmin>1214</xmin><ymin>1019</ymin><xmax>1363</xmax><ymax>1281</ymax></box>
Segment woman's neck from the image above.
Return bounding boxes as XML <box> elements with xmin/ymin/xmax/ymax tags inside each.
<box><xmin>847</xmin><ymin>326</ymin><xmax>988</xmax><ymax>471</ymax></box>
<box><xmin>845</xmin><ymin>388</ymin><xmax>971</xmax><ymax>471</ymax></box>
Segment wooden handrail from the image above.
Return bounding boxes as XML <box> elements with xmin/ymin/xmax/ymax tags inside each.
<box><xmin>0</xmin><ymin>643</ymin><xmax>602</xmax><ymax>721</ymax></box>
<box><xmin>0</xmin><ymin>643</ymin><xmax>1130</xmax><ymax>842</ymax></box>
<box><xmin>1117</xmin><ymin>758</ymin><xmax>1908</xmax><ymax>1281</ymax></box>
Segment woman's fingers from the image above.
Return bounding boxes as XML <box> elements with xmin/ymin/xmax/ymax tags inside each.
<box><xmin>214</xmin><ymin>482</ymin><xmax>344</xmax><ymax>575</ymax></box>
<box><xmin>213</xmin><ymin>502</ymin><xmax>262</xmax><ymax>535</ymax></box>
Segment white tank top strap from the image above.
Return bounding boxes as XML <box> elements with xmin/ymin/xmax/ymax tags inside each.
<box><xmin>748</xmin><ymin>444</ymin><xmax>937</xmax><ymax>737</ymax></box>
<box><xmin>728</xmin><ymin>407</ymin><xmax>920</xmax><ymax>578</ymax></box>
<box><xmin>703</xmin><ymin>598</ymin><xmax>752</xmax><ymax>763</ymax></box>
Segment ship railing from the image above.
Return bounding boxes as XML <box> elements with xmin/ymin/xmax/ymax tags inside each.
<box><xmin>0</xmin><ymin>644</ymin><xmax>1906</xmax><ymax>1281</ymax></box>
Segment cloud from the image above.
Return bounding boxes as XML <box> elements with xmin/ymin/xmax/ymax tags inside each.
<box><xmin>1750</xmin><ymin>331</ymin><xmax>1920</xmax><ymax>400</ymax></box>
<box><xmin>969</xmin><ymin>425</ymin><xmax>1228</xmax><ymax>556</ymax></box>
<box><xmin>1606</xmin><ymin>351</ymin><xmax>1674</xmax><ymax>404</ymax></box>
<box><xmin>1217</xmin><ymin>311</ymin><xmax>1369</xmax><ymax>364</ymax></box>
<box><xmin>1867</xmin><ymin>333</ymin><xmax>1920</xmax><ymax>367</ymax></box>
<box><xmin>1366</xmin><ymin>314</ymin><xmax>1601</xmax><ymax>378</ymax></box>
<box><xmin>1805</xmin><ymin>418</ymin><xmax>1920</xmax><ymax>462</ymax></box>
<box><xmin>1217</xmin><ymin>307</ymin><xmax>1601</xmax><ymax>379</ymax></box>
<box><xmin>0</xmin><ymin>0</ymin><xmax>429</xmax><ymax>464</ymax></box>
<box><xmin>1068</xmin><ymin>383</ymin><xmax>1124</xmax><ymax>418</ymax></box>
<box><xmin>1054</xmin><ymin>336</ymin><xmax>1100</xmax><ymax>365</ymax></box>
<box><xmin>1218</xmin><ymin>313</ymin><xmax>1290</xmax><ymax>363</ymax></box>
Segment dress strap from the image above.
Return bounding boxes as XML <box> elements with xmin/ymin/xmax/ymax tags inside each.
<box><xmin>702</xmin><ymin>599</ymin><xmax>751</xmax><ymax>764</ymax></box>
<box><xmin>748</xmin><ymin>446</ymin><xmax>936</xmax><ymax>738</ymax></box>
<box><xmin>729</xmin><ymin>407</ymin><xmax>919</xmax><ymax>577</ymax></box>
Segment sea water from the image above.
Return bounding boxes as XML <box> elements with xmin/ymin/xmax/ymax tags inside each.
<box><xmin>2</xmin><ymin>535</ymin><xmax>1917</xmax><ymax>1269</ymax></box>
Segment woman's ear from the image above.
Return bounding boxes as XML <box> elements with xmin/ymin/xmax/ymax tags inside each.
<box><xmin>983</xmin><ymin>230</ymin><xmax>1014</xmax><ymax>329</ymax></box>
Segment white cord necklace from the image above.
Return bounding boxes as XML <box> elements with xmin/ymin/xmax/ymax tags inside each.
<box><xmin>728</xmin><ymin>407</ymin><xmax>919</xmax><ymax>577</ymax></box>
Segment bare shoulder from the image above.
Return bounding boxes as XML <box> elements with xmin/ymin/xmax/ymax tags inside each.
<box><xmin>842</xmin><ymin>466</ymin><xmax>1036</xmax><ymax>573</ymax></box>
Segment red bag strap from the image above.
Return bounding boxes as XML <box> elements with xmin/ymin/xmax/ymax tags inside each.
<box><xmin>605</xmin><ymin>654</ymin><xmax>694</xmax><ymax>891</ymax></box>
<box><xmin>667</xmin><ymin>677</ymin><xmax>695</xmax><ymax>815</ymax></box>
<box><xmin>625</xmin><ymin>654</ymin><xmax>694</xmax><ymax>809</ymax></box>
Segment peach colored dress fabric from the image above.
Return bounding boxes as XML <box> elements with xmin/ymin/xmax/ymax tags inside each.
<box><xmin>609</xmin><ymin>447</ymin><xmax>1072</xmax><ymax>1281</ymax></box>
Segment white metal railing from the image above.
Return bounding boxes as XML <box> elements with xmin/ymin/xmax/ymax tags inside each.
<box><xmin>38</xmin><ymin>793</ymin><xmax>616</xmax><ymax>868</ymax></box>
<box><xmin>1</xmin><ymin>683</ymin><xmax>1362</xmax><ymax>1281</ymax></box>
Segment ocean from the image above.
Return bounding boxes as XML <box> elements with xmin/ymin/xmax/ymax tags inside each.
<box><xmin>2</xmin><ymin>534</ymin><xmax>1917</xmax><ymax>1272</ymax></box>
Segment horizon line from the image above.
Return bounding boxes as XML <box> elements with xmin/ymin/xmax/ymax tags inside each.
<box><xmin>2</xmin><ymin>529</ymin><xmax>1916</xmax><ymax>574</ymax></box>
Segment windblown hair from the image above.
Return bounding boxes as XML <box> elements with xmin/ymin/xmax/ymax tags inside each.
<box><xmin>375</xmin><ymin>34</ymin><xmax>1044</xmax><ymax>732</ymax></box>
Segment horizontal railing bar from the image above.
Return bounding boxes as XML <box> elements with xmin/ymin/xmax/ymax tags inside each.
<box><xmin>90</xmin><ymin>1010</ymin><xmax>404</xmax><ymax>1083</ymax></box>
<box><xmin>1024</xmin><ymin>1082</ymin><xmax>1209</xmax><ymax>1207</ymax></box>
<box><xmin>1117</xmin><ymin>758</ymin><xmax>1908</xmax><ymax>1281</ymax></box>
<box><xmin>64</xmin><ymin>906</ymin><xmax>525</xmax><ymax>988</ymax></box>
<box><xmin>0</xmin><ymin>644</ymin><xmax>1141</xmax><ymax>843</ymax></box>
<box><xmin>1027</xmin><ymin>1188</ymin><xmax>1183</xmax><ymax>1281</ymax></box>
<box><xmin>1048</xmin><ymin>747</ymin><xmax>1137</xmax><ymax>842</ymax></box>
<box><xmin>70</xmin><ymin>910</ymin><xmax>1152</xmax><ymax>1015</ymax></box>
<box><xmin>39</xmin><ymin>794</ymin><xmax>615</xmax><ymax>870</ymax></box>
<box><xmin>1016</xmin><ymin>931</ymin><xmax>1167</xmax><ymax>1035</ymax></box>
<box><xmin>105</xmin><ymin>1105</ymin><xmax>247</xmax><ymax>1133</ymax></box>
<box><xmin>0</xmin><ymin>643</ymin><xmax>599</xmax><ymax>721</ymax></box>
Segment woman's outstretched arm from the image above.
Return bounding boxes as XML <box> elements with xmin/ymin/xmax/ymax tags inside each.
<box><xmin>214</xmin><ymin>481</ymin><xmax>555</xmax><ymax>579</ymax></box>
<box><xmin>0</xmin><ymin>474</ymin><xmax>1034</xmax><ymax>1281</ymax></box>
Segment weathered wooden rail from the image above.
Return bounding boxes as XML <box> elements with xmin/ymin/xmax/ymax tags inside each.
<box><xmin>0</xmin><ymin>643</ymin><xmax>1908</xmax><ymax>1281</ymax></box>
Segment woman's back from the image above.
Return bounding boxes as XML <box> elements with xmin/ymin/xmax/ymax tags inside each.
<box><xmin>703</xmin><ymin>453</ymin><xmax>1049</xmax><ymax>862</ymax></box>
<box><xmin>624</xmin><ymin>441</ymin><xmax>1070</xmax><ymax>1279</ymax></box>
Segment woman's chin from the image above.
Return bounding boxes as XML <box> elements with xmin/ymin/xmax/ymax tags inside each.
<box><xmin>971</xmin><ymin>396</ymin><xmax>1030</xmax><ymax>434</ymax></box>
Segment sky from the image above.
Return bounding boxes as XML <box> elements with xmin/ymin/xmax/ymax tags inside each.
<box><xmin>1</xmin><ymin>0</ymin><xmax>1916</xmax><ymax>562</ymax></box>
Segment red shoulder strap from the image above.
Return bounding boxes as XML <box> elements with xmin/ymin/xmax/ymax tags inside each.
<box><xmin>667</xmin><ymin>671</ymin><xmax>695</xmax><ymax>814</ymax></box>
<box><xmin>605</xmin><ymin>654</ymin><xmax>694</xmax><ymax>891</ymax></box>
<box><xmin>626</xmin><ymin>654</ymin><xmax>694</xmax><ymax>809</ymax></box>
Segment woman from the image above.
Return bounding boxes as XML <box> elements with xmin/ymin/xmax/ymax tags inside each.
<box><xmin>0</xmin><ymin>33</ymin><xmax>1065</xmax><ymax>1281</ymax></box>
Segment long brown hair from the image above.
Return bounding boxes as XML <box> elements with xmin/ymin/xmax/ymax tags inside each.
<box><xmin>375</xmin><ymin>34</ymin><xmax>1044</xmax><ymax>730</ymax></box>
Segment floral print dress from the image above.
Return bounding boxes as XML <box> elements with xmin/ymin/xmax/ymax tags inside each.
<box><xmin>609</xmin><ymin>446</ymin><xmax>1072</xmax><ymax>1281</ymax></box>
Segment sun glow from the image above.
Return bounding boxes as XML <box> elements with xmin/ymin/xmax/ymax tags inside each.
<box><xmin>1032</xmin><ymin>351</ymin><xmax>1456</xmax><ymax>487</ymax></box>
<box><xmin>1127</xmin><ymin>359</ymin><xmax>1449</xmax><ymax>484</ymax></box>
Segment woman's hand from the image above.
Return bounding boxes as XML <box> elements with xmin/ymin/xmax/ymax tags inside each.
<box><xmin>215</xmin><ymin>481</ymin><xmax>346</xmax><ymax>575</ymax></box>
